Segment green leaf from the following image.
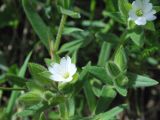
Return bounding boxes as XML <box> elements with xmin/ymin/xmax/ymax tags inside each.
<box><xmin>95</xmin><ymin>32</ymin><xmax>119</xmax><ymax>44</ymax></box>
<box><xmin>128</xmin><ymin>73</ymin><xmax>159</xmax><ymax>88</ymax></box>
<box><xmin>22</xmin><ymin>0</ymin><xmax>53</xmax><ymax>49</ymax></box>
<box><xmin>128</xmin><ymin>30</ymin><xmax>145</xmax><ymax>47</ymax></box>
<box><xmin>104</xmin><ymin>0</ymin><xmax>117</xmax><ymax>12</ymax></box>
<box><xmin>92</xmin><ymin>79</ymin><xmax>102</xmax><ymax>97</ymax></box>
<box><xmin>87</xmin><ymin>66</ymin><xmax>113</xmax><ymax>85</ymax></box>
<box><xmin>114</xmin><ymin>46</ymin><xmax>127</xmax><ymax>71</ymax></box>
<box><xmin>43</xmin><ymin>91</ymin><xmax>56</xmax><ymax>100</ymax></box>
<box><xmin>93</xmin><ymin>104</ymin><xmax>128</xmax><ymax>120</ymax></box>
<box><xmin>28</xmin><ymin>63</ymin><xmax>52</xmax><ymax>85</ymax></box>
<box><xmin>48</xmin><ymin>111</ymin><xmax>60</xmax><ymax>120</ymax></box>
<box><xmin>118</xmin><ymin>0</ymin><xmax>131</xmax><ymax>19</ymax></box>
<box><xmin>98</xmin><ymin>42</ymin><xmax>111</xmax><ymax>66</ymax></box>
<box><xmin>28</xmin><ymin>63</ymin><xmax>47</xmax><ymax>75</ymax></box>
<box><xmin>153</xmin><ymin>6</ymin><xmax>160</xmax><ymax>13</ymax></box>
<box><xmin>71</xmin><ymin>50</ymin><xmax>78</xmax><ymax>64</ymax></box>
<box><xmin>50</xmin><ymin>95</ymin><xmax>66</xmax><ymax>104</ymax></box>
<box><xmin>35</xmin><ymin>72</ymin><xmax>53</xmax><ymax>85</ymax></box>
<box><xmin>95</xmin><ymin>86</ymin><xmax>117</xmax><ymax>114</ymax></box>
<box><xmin>19</xmin><ymin>91</ymin><xmax>43</xmax><ymax>106</ymax></box>
<box><xmin>113</xmin><ymin>74</ymin><xmax>128</xmax><ymax>96</ymax></box>
<box><xmin>67</xmin><ymin>98</ymin><xmax>75</xmax><ymax>117</ymax></box>
<box><xmin>144</xmin><ymin>22</ymin><xmax>155</xmax><ymax>31</ymax></box>
<box><xmin>103</xmin><ymin>11</ymin><xmax>125</xmax><ymax>24</ymax></box>
<box><xmin>59</xmin><ymin>103</ymin><xmax>68</xmax><ymax>119</ymax></box>
<box><xmin>57</xmin><ymin>0</ymin><xmax>73</xmax><ymax>9</ymax></box>
<box><xmin>63</xmin><ymin>27</ymin><xmax>83</xmax><ymax>35</ymax></box>
<box><xmin>72</xmin><ymin>62</ymin><xmax>91</xmax><ymax>96</ymax></box>
<box><xmin>18</xmin><ymin>52</ymin><xmax>32</xmax><ymax>77</ymax></box>
<box><xmin>84</xmin><ymin>80</ymin><xmax>96</xmax><ymax>113</ymax></box>
<box><xmin>82</xmin><ymin>20</ymin><xmax>106</xmax><ymax>28</ymax></box>
<box><xmin>60</xmin><ymin>7</ymin><xmax>81</xmax><ymax>19</ymax></box>
<box><xmin>106</xmin><ymin>62</ymin><xmax>121</xmax><ymax>78</ymax></box>
<box><xmin>44</xmin><ymin>58</ymin><xmax>53</xmax><ymax>67</ymax></box>
<box><xmin>39</xmin><ymin>112</ymin><xmax>46</xmax><ymax>120</ymax></box>
<box><xmin>115</xmin><ymin>75</ymin><xmax>129</xmax><ymax>87</ymax></box>
<box><xmin>58</xmin><ymin>40</ymin><xmax>83</xmax><ymax>54</ymax></box>
<box><xmin>17</xmin><ymin>103</ymin><xmax>44</xmax><ymax>117</ymax></box>
<box><xmin>43</xmin><ymin>91</ymin><xmax>66</xmax><ymax>105</ymax></box>
<box><xmin>26</xmin><ymin>81</ymin><xmax>45</xmax><ymax>91</ymax></box>
<box><xmin>6</xmin><ymin>52</ymin><xmax>32</xmax><ymax>118</ymax></box>
<box><xmin>5</xmin><ymin>74</ymin><xmax>26</xmax><ymax>87</ymax></box>
<box><xmin>114</xmin><ymin>83</ymin><xmax>127</xmax><ymax>97</ymax></box>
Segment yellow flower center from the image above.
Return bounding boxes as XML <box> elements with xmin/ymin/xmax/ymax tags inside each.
<box><xmin>63</xmin><ymin>72</ymin><xmax>70</xmax><ymax>79</ymax></box>
<box><xmin>136</xmin><ymin>9</ymin><xmax>143</xmax><ymax>16</ymax></box>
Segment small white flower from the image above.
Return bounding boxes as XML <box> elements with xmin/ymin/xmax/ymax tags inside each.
<box><xmin>129</xmin><ymin>0</ymin><xmax>156</xmax><ymax>25</ymax></box>
<box><xmin>48</xmin><ymin>56</ymin><xmax>77</xmax><ymax>83</ymax></box>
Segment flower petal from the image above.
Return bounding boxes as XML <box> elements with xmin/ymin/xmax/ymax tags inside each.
<box><xmin>50</xmin><ymin>74</ymin><xmax>65</xmax><ymax>82</ymax></box>
<box><xmin>132</xmin><ymin>0</ymin><xmax>142</xmax><ymax>10</ymax></box>
<box><xmin>60</xmin><ymin>56</ymin><xmax>71</xmax><ymax>72</ymax></box>
<box><xmin>60</xmin><ymin>57</ymin><xmax>68</xmax><ymax>72</ymax></box>
<box><xmin>135</xmin><ymin>17</ymin><xmax>147</xmax><ymax>25</ymax></box>
<box><xmin>69</xmin><ymin>64</ymin><xmax>77</xmax><ymax>76</ymax></box>
<box><xmin>49</xmin><ymin>63</ymin><xmax>65</xmax><ymax>75</ymax></box>
<box><xmin>129</xmin><ymin>9</ymin><xmax>138</xmax><ymax>20</ymax></box>
<box><xmin>143</xmin><ymin>3</ymin><xmax>152</xmax><ymax>13</ymax></box>
<box><xmin>66</xmin><ymin>56</ymin><xmax>71</xmax><ymax>69</ymax></box>
<box><xmin>145</xmin><ymin>13</ymin><xmax>156</xmax><ymax>21</ymax></box>
<box><xmin>143</xmin><ymin>0</ymin><xmax>150</xmax><ymax>4</ymax></box>
<box><xmin>144</xmin><ymin>9</ymin><xmax>156</xmax><ymax>21</ymax></box>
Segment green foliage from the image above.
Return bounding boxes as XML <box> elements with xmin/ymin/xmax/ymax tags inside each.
<box><xmin>28</xmin><ymin>63</ymin><xmax>52</xmax><ymax>85</ymax></box>
<box><xmin>6</xmin><ymin>52</ymin><xmax>32</xmax><ymax>119</ymax></box>
<box><xmin>128</xmin><ymin>29</ymin><xmax>145</xmax><ymax>47</ymax></box>
<box><xmin>93</xmin><ymin>104</ymin><xmax>128</xmax><ymax>120</ymax></box>
<box><xmin>114</xmin><ymin>46</ymin><xmax>127</xmax><ymax>71</ymax></box>
<box><xmin>128</xmin><ymin>73</ymin><xmax>159</xmax><ymax>88</ymax></box>
<box><xmin>95</xmin><ymin>86</ymin><xmax>117</xmax><ymax>114</ymax></box>
<box><xmin>59</xmin><ymin>7</ymin><xmax>81</xmax><ymax>19</ymax></box>
<box><xmin>84</xmin><ymin>80</ymin><xmax>96</xmax><ymax>113</ymax></box>
<box><xmin>118</xmin><ymin>0</ymin><xmax>131</xmax><ymax>21</ymax></box>
<box><xmin>0</xmin><ymin>0</ymin><xmax>159</xmax><ymax>119</ymax></box>
<box><xmin>58</xmin><ymin>39</ymin><xmax>83</xmax><ymax>54</ymax></box>
<box><xmin>22</xmin><ymin>0</ymin><xmax>53</xmax><ymax>49</ymax></box>
<box><xmin>98</xmin><ymin>42</ymin><xmax>111</xmax><ymax>66</ymax></box>
<box><xmin>87</xmin><ymin>66</ymin><xmax>113</xmax><ymax>84</ymax></box>
<box><xmin>19</xmin><ymin>90</ymin><xmax>43</xmax><ymax>106</ymax></box>
<box><xmin>103</xmin><ymin>11</ymin><xmax>125</xmax><ymax>24</ymax></box>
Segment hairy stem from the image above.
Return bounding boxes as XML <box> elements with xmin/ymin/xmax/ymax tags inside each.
<box><xmin>54</xmin><ymin>14</ymin><xmax>67</xmax><ymax>52</ymax></box>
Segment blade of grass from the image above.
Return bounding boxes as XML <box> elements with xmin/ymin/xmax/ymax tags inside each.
<box><xmin>5</xmin><ymin>52</ymin><xmax>32</xmax><ymax>119</ymax></box>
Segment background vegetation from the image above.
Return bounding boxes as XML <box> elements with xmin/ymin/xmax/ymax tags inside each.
<box><xmin>0</xmin><ymin>0</ymin><xmax>160</xmax><ymax>119</ymax></box>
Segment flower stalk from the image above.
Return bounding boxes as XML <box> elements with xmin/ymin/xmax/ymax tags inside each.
<box><xmin>54</xmin><ymin>14</ymin><xmax>67</xmax><ymax>52</ymax></box>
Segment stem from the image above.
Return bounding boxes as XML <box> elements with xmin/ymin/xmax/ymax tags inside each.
<box><xmin>135</xmin><ymin>89</ymin><xmax>141</xmax><ymax>116</ymax></box>
<box><xmin>0</xmin><ymin>87</ymin><xmax>25</xmax><ymax>91</ymax></box>
<box><xmin>54</xmin><ymin>14</ymin><xmax>67</xmax><ymax>52</ymax></box>
<box><xmin>112</xmin><ymin>30</ymin><xmax>128</xmax><ymax>59</ymax></box>
<box><xmin>49</xmin><ymin>39</ymin><xmax>54</xmax><ymax>59</ymax></box>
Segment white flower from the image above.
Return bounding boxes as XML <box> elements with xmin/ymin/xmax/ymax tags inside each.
<box><xmin>48</xmin><ymin>56</ymin><xmax>77</xmax><ymax>83</ymax></box>
<box><xmin>129</xmin><ymin>0</ymin><xmax>156</xmax><ymax>25</ymax></box>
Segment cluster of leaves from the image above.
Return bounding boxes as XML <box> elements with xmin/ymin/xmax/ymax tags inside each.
<box><xmin>0</xmin><ymin>0</ymin><xmax>160</xmax><ymax>120</ymax></box>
